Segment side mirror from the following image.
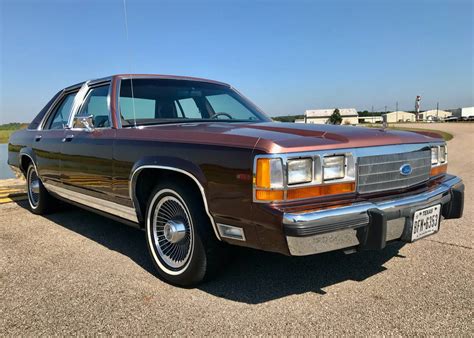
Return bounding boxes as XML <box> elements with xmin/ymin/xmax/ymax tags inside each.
<box><xmin>73</xmin><ymin>114</ymin><xmax>94</xmax><ymax>132</ymax></box>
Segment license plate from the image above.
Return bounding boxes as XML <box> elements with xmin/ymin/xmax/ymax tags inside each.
<box><xmin>411</xmin><ymin>204</ymin><xmax>441</xmax><ymax>241</ymax></box>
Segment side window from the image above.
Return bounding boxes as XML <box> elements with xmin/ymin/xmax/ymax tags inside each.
<box><xmin>120</xmin><ymin>97</ymin><xmax>156</xmax><ymax>119</ymax></box>
<box><xmin>45</xmin><ymin>92</ymin><xmax>77</xmax><ymax>130</ymax></box>
<box><xmin>78</xmin><ymin>85</ymin><xmax>110</xmax><ymax>128</ymax></box>
<box><xmin>206</xmin><ymin>94</ymin><xmax>256</xmax><ymax>120</ymax></box>
<box><xmin>176</xmin><ymin>98</ymin><xmax>202</xmax><ymax>118</ymax></box>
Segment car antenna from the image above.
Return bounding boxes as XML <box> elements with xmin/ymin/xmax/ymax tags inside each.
<box><xmin>122</xmin><ymin>0</ymin><xmax>137</xmax><ymax>128</ymax></box>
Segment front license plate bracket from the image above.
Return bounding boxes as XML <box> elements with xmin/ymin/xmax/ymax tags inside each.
<box><xmin>408</xmin><ymin>204</ymin><xmax>441</xmax><ymax>242</ymax></box>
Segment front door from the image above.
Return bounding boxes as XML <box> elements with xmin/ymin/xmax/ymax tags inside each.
<box><xmin>60</xmin><ymin>84</ymin><xmax>115</xmax><ymax>201</ymax></box>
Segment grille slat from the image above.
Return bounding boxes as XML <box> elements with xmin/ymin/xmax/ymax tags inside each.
<box><xmin>357</xmin><ymin>150</ymin><xmax>431</xmax><ymax>194</ymax></box>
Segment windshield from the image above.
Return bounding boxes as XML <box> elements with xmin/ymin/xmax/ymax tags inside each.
<box><xmin>119</xmin><ymin>78</ymin><xmax>270</xmax><ymax>126</ymax></box>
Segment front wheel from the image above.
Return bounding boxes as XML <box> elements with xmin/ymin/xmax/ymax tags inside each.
<box><xmin>145</xmin><ymin>183</ymin><xmax>226</xmax><ymax>286</ymax></box>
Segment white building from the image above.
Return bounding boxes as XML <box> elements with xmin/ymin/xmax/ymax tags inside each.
<box><xmin>419</xmin><ymin>110</ymin><xmax>452</xmax><ymax>121</ymax></box>
<box><xmin>358</xmin><ymin>115</ymin><xmax>383</xmax><ymax>124</ymax></box>
<box><xmin>383</xmin><ymin>111</ymin><xmax>416</xmax><ymax>123</ymax></box>
<box><xmin>299</xmin><ymin>108</ymin><xmax>359</xmax><ymax>125</ymax></box>
<box><xmin>445</xmin><ymin>107</ymin><xmax>474</xmax><ymax>119</ymax></box>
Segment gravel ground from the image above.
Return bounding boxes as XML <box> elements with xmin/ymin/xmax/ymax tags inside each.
<box><xmin>1</xmin><ymin>123</ymin><xmax>472</xmax><ymax>335</ymax></box>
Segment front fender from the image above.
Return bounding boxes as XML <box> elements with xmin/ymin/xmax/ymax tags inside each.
<box><xmin>128</xmin><ymin>156</ymin><xmax>220</xmax><ymax>238</ymax></box>
<box><xmin>129</xmin><ymin>156</ymin><xmax>208</xmax><ymax>190</ymax></box>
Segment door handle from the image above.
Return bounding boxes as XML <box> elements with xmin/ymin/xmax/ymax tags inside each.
<box><xmin>62</xmin><ymin>134</ymin><xmax>74</xmax><ymax>142</ymax></box>
<box><xmin>34</xmin><ymin>135</ymin><xmax>42</xmax><ymax>142</ymax></box>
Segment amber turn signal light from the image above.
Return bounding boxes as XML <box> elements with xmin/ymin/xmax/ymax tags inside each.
<box><xmin>255</xmin><ymin>189</ymin><xmax>284</xmax><ymax>201</ymax></box>
<box><xmin>255</xmin><ymin>158</ymin><xmax>271</xmax><ymax>188</ymax></box>
<box><xmin>287</xmin><ymin>182</ymin><xmax>355</xmax><ymax>200</ymax></box>
<box><xmin>430</xmin><ymin>164</ymin><xmax>447</xmax><ymax>177</ymax></box>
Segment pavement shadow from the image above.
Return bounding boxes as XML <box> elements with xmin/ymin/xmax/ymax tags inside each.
<box><xmin>200</xmin><ymin>243</ymin><xmax>405</xmax><ymax>304</ymax></box>
<box><xmin>15</xmin><ymin>200</ymin><xmax>157</xmax><ymax>275</ymax></box>
<box><xmin>14</xmin><ymin>200</ymin><xmax>406</xmax><ymax>304</ymax></box>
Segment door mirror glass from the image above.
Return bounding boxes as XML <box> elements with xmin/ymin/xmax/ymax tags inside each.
<box><xmin>73</xmin><ymin>114</ymin><xmax>94</xmax><ymax>131</ymax></box>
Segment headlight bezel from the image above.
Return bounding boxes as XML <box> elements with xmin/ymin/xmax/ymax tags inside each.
<box><xmin>287</xmin><ymin>158</ymin><xmax>313</xmax><ymax>185</ymax></box>
<box><xmin>323</xmin><ymin>155</ymin><xmax>346</xmax><ymax>181</ymax></box>
<box><xmin>431</xmin><ymin>144</ymin><xmax>448</xmax><ymax>167</ymax></box>
<box><xmin>253</xmin><ymin>152</ymin><xmax>356</xmax><ymax>202</ymax></box>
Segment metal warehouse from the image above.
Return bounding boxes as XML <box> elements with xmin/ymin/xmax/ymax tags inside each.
<box><xmin>383</xmin><ymin>111</ymin><xmax>416</xmax><ymax>123</ymax></box>
<box><xmin>297</xmin><ymin>108</ymin><xmax>359</xmax><ymax>125</ymax></box>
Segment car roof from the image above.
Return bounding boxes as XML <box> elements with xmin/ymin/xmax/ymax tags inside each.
<box><xmin>63</xmin><ymin>74</ymin><xmax>230</xmax><ymax>92</ymax></box>
<box><xmin>113</xmin><ymin>74</ymin><xmax>230</xmax><ymax>87</ymax></box>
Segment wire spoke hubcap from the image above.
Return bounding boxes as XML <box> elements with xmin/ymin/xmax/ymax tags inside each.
<box><xmin>28</xmin><ymin>169</ymin><xmax>40</xmax><ymax>206</ymax></box>
<box><xmin>152</xmin><ymin>195</ymin><xmax>193</xmax><ymax>270</ymax></box>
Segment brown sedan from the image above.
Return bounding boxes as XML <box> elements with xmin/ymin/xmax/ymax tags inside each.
<box><xmin>8</xmin><ymin>74</ymin><xmax>464</xmax><ymax>286</ymax></box>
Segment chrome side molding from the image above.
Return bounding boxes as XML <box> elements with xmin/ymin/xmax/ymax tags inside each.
<box><xmin>44</xmin><ymin>183</ymin><xmax>139</xmax><ymax>223</ymax></box>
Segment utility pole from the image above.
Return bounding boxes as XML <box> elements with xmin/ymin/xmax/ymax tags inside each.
<box><xmin>436</xmin><ymin>102</ymin><xmax>439</xmax><ymax>119</ymax></box>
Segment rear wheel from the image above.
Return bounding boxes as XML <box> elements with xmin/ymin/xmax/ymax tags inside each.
<box><xmin>145</xmin><ymin>182</ymin><xmax>226</xmax><ymax>286</ymax></box>
<box><xmin>26</xmin><ymin>164</ymin><xmax>54</xmax><ymax>214</ymax></box>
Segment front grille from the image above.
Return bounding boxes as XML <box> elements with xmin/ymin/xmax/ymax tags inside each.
<box><xmin>357</xmin><ymin>150</ymin><xmax>431</xmax><ymax>194</ymax></box>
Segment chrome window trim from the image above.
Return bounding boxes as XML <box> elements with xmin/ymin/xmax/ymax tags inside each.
<box><xmin>129</xmin><ymin>165</ymin><xmax>222</xmax><ymax>241</ymax></box>
<box><xmin>115</xmin><ymin>78</ymin><xmax>122</xmax><ymax>128</ymax></box>
<box><xmin>253</xmin><ymin>141</ymin><xmax>446</xmax><ymax>203</ymax></box>
<box><xmin>43</xmin><ymin>182</ymin><xmax>138</xmax><ymax>223</ymax></box>
<box><xmin>38</xmin><ymin>87</ymin><xmax>83</xmax><ymax>131</ymax></box>
<box><xmin>67</xmin><ymin>81</ymin><xmax>113</xmax><ymax>130</ymax></box>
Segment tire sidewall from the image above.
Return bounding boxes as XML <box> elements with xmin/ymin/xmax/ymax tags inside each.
<box><xmin>145</xmin><ymin>185</ymin><xmax>208</xmax><ymax>286</ymax></box>
<box><xmin>26</xmin><ymin>164</ymin><xmax>40</xmax><ymax>211</ymax></box>
<box><xmin>146</xmin><ymin>188</ymin><xmax>195</xmax><ymax>276</ymax></box>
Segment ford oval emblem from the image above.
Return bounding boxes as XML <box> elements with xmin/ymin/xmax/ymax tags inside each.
<box><xmin>400</xmin><ymin>164</ymin><xmax>412</xmax><ymax>176</ymax></box>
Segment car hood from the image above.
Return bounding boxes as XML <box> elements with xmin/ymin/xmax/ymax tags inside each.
<box><xmin>132</xmin><ymin>122</ymin><xmax>443</xmax><ymax>154</ymax></box>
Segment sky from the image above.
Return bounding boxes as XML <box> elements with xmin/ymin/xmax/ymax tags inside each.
<box><xmin>0</xmin><ymin>0</ymin><xmax>473</xmax><ymax>124</ymax></box>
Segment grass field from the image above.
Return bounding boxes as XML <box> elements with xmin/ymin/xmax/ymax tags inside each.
<box><xmin>0</xmin><ymin>123</ymin><xmax>28</xmax><ymax>143</ymax></box>
<box><xmin>0</xmin><ymin>130</ymin><xmax>17</xmax><ymax>144</ymax></box>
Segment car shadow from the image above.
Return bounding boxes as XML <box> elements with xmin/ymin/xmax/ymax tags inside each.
<box><xmin>15</xmin><ymin>200</ymin><xmax>406</xmax><ymax>304</ymax></box>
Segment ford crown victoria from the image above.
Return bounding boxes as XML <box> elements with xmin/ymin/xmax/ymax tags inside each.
<box><xmin>8</xmin><ymin>74</ymin><xmax>464</xmax><ymax>286</ymax></box>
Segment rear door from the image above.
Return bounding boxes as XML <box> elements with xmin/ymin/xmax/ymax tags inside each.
<box><xmin>60</xmin><ymin>83</ymin><xmax>115</xmax><ymax>200</ymax></box>
<box><xmin>33</xmin><ymin>90</ymin><xmax>79</xmax><ymax>186</ymax></box>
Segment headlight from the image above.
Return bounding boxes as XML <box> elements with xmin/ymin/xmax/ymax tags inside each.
<box><xmin>430</xmin><ymin>145</ymin><xmax>448</xmax><ymax>177</ymax></box>
<box><xmin>288</xmin><ymin>158</ymin><xmax>312</xmax><ymax>185</ymax></box>
<box><xmin>439</xmin><ymin>145</ymin><xmax>447</xmax><ymax>163</ymax></box>
<box><xmin>431</xmin><ymin>147</ymin><xmax>439</xmax><ymax>165</ymax></box>
<box><xmin>323</xmin><ymin>156</ymin><xmax>345</xmax><ymax>181</ymax></box>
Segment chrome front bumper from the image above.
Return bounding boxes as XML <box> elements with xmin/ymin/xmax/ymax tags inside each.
<box><xmin>283</xmin><ymin>175</ymin><xmax>464</xmax><ymax>256</ymax></box>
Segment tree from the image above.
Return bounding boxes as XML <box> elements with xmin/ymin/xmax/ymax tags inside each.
<box><xmin>329</xmin><ymin>108</ymin><xmax>343</xmax><ymax>125</ymax></box>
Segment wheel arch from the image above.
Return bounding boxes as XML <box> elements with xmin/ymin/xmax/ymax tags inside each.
<box><xmin>18</xmin><ymin>149</ymin><xmax>37</xmax><ymax>176</ymax></box>
<box><xmin>129</xmin><ymin>157</ymin><xmax>221</xmax><ymax>241</ymax></box>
